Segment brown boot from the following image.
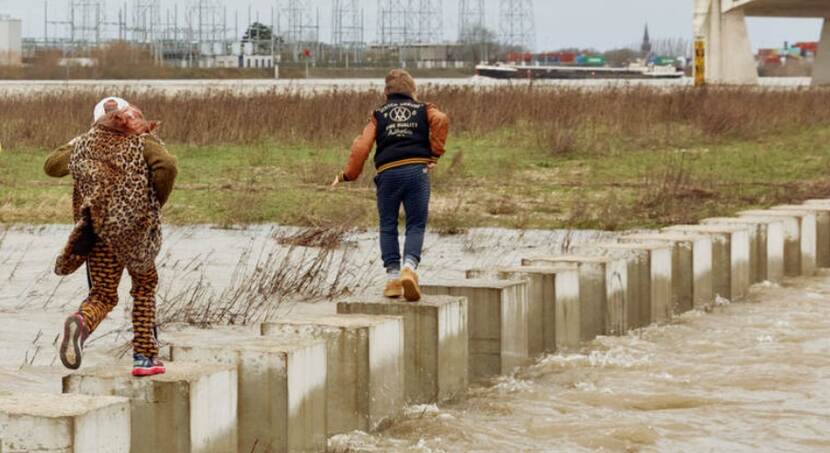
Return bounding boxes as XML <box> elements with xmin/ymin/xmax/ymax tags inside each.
<box><xmin>400</xmin><ymin>268</ymin><xmax>422</xmax><ymax>302</ymax></box>
<box><xmin>384</xmin><ymin>279</ymin><xmax>403</xmax><ymax>299</ymax></box>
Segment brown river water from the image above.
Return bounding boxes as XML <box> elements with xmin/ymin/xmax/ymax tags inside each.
<box><xmin>1</xmin><ymin>225</ymin><xmax>828</xmax><ymax>452</ymax></box>
<box><xmin>332</xmin><ymin>276</ymin><xmax>830</xmax><ymax>452</ymax></box>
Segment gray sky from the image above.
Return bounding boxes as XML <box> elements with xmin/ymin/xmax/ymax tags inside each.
<box><xmin>0</xmin><ymin>0</ymin><xmax>823</xmax><ymax>51</ymax></box>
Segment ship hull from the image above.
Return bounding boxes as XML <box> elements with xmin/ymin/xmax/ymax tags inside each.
<box><xmin>476</xmin><ymin>64</ymin><xmax>683</xmax><ymax>80</ymax></box>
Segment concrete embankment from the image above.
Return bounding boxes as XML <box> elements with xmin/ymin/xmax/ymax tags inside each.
<box><xmin>2</xmin><ymin>199</ymin><xmax>827</xmax><ymax>452</ymax></box>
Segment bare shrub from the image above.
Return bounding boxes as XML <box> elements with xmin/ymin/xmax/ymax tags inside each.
<box><xmin>154</xmin><ymin>233</ymin><xmax>379</xmax><ymax>327</ymax></box>
<box><xmin>275</xmin><ymin>217</ymin><xmax>360</xmax><ymax>250</ymax></box>
<box><xmin>537</xmin><ymin>124</ymin><xmax>578</xmax><ymax>156</ymax></box>
<box><xmin>486</xmin><ymin>196</ymin><xmax>519</xmax><ymax>216</ymax></box>
<box><xmin>431</xmin><ymin>197</ymin><xmax>470</xmax><ymax>235</ymax></box>
<box><xmin>637</xmin><ymin>151</ymin><xmax>716</xmax><ymax>225</ymax></box>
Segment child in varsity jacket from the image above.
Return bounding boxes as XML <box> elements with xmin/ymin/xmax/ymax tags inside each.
<box><xmin>331</xmin><ymin>69</ymin><xmax>449</xmax><ymax>302</ymax></box>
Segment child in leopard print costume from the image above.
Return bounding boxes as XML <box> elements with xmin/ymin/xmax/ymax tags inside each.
<box><xmin>46</xmin><ymin>97</ymin><xmax>177</xmax><ymax>377</ymax></box>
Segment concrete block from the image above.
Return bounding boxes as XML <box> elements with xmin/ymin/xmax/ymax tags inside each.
<box><xmin>772</xmin><ymin>204</ymin><xmax>830</xmax><ymax>268</ymax></box>
<box><xmin>739</xmin><ymin>210</ymin><xmax>817</xmax><ymax>277</ymax></box>
<box><xmin>420</xmin><ymin>279</ymin><xmax>529</xmax><ymax>380</ymax></box>
<box><xmin>169</xmin><ymin>336</ymin><xmax>327</xmax><ymax>453</ymax></box>
<box><xmin>466</xmin><ymin>265</ymin><xmax>575</xmax><ymax>354</ymax></box>
<box><xmin>701</xmin><ymin>217</ymin><xmax>785</xmax><ymax>283</ymax></box>
<box><xmin>663</xmin><ymin>225</ymin><xmax>751</xmax><ymax>300</ymax></box>
<box><xmin>63</xmin><ymin>363</ymin><xmax>238</xmax><ymax>453</ymax></box>
<box><xmin>522</xmin><ymin>256</ymin><xmax>628</xmax><ymax>338</ymax></box>
<box><xmin>620</xmin><ymin>233</ymin><xmax>714</xmax><ymax>313</ymax></box>
<box><xmin>0</xmin><ymin>393</ymin><xmax>130</xmax><ymax>453</ymax></box>
<box><xmin>467</xmin><ymin>266</ymin><xmax>582</xmax><ymax>350</ymax></box>
<box><xmin>261</xmin><ymin>315</ymin><xmax>405</xmax><ymax>435</ymax></box>
<box><xmin>568</xmin><ymin>246</ymin><xmax>645</xmax><ymax>331</ymax></box>
<box><xmin>583</xmin><ymin>243</ymin><xmax>673</xmax><ymax>327</ymax></box>
<box><xmin>336</xmin><ymin>296</ymin><xmax>468</xmax><ymax>404</ymax></box>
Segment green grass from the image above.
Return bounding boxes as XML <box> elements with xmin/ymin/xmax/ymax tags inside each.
<box><xmin>3</xmin><ymin>126</ymin><xmax>830</xmax><ymax>231</ymax></box>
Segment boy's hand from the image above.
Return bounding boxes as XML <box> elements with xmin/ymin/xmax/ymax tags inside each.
<box><xmin>426</xmin><ymin>162</ymin><xmax>436</xmax><ymax>173</ymax></box>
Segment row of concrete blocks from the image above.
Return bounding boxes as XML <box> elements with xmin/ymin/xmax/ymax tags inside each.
<box><xmin>0</xmin><ymin>303</ymin><xmax>468</xmax><ymax>453</ymax></box>
<box><xmin>4</xmin><ymin>200</ymin><xmax>830</xmax><ymax>452</ymax></box>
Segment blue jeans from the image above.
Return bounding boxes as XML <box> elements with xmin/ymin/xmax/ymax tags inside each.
<box><xmin>375</xmin><ymin>164</ymin><xmax>431</xmax><ymax>270</ymax></box>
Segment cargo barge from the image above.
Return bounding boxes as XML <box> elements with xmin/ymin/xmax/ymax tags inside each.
<box><xmin>476</xmin><ymin>63</ymin><xmax>684</xmax><ymax>80</ymax></box>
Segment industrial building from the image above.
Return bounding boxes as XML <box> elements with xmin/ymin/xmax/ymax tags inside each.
<box><xmin>0</xmin><ymin>15</ymin><xmax>22</xmax><ymax>67</ymax></box>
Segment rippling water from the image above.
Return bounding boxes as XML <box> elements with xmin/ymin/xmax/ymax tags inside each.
<box><xmin>332</xmin><ymin>277</ymin><xmax>830</xmax><ymax>452</ymax></box>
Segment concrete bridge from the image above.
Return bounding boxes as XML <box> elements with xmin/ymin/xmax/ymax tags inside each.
<box><xmin>695</xmin><ymin>0</ymin><xmax>830</xmax><ymax>85</ymax></box>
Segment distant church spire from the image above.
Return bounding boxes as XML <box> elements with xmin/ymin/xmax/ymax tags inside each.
<box><xmin>641</xmin><ymin>23</ymin><xmax>652</xmax><ymax>56</ymax></box>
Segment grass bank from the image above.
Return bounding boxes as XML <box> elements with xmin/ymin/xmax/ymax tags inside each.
<box><xmin>3</xmin><ymin>125</ymin><xmax>830</xmax><ymax>231</ymax></box>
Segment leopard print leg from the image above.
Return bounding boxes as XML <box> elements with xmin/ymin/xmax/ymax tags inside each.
<box><xmin>79</xmin><ymin>242</ymin><xmax>125</xmax><ymax>333</ymax></box>
<box><xmin>128</xmin><ymin>264</ymin><xmax>159</xmax><ymax>357</ymax></box>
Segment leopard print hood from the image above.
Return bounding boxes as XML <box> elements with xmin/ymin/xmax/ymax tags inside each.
<box><xmin>56</xmin><ymin>126</ymin><xmax>162</xmax><ymax>275</ymax></box>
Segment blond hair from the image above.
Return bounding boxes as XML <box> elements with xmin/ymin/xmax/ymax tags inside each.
<box><xmin>384</xmin><ymin>69</ymin><xmax>417</xmax><ymax>98</ymax></box>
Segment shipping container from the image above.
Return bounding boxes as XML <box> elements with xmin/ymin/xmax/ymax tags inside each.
<box><xmin>506</xmin><ymin>51</ymin><xmax>533</xmax><ymax>63</ymax></box>
<box><xmin>794</xmin><ymin>42</ymin><xmax>818</xmax><ymax>54</ymax></box>
<box><xmin>652</xmin><ymin>56</ymin><xmax>677</xmax><ymax>66</ymax></box>
<box><xmin>580</xmin><ymin>55</ymin><xmax>606</xmax><ymax>66</ymax></box>
<box><xmin>559</xmin><ymin>52</ymin><xmax>576</xmax><ymax>64</ymax></box>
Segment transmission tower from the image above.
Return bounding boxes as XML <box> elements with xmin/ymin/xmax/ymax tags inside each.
<box><xmin>414</xmin><ymin>0</ymin><xmax>442</xmax><ymax>43</ymax></box>
<box><xmin>68</xmin><ymin>0</ymin><xmax>104</xmax><ymax>46</ymax></box>
<box><xmin>458</xmin><ymin>0</ymin><xmax>484</xmax><ymax>43</ymax></box>
<box><xmin>378</xmin><ymin>0</ymin><xmax>441</xmax><ymax>45</ymax></box>
<box><xmin>186</xmin><ymin>0</ymin><xmax>227</xmax><ymax>58</ymax></box>
<box><xmin>332</xmin><ymin>0</ymin><xmax>364</xmax><ymax>64</ymax></box>
<box><xmin>285</xmin><ymin>0</ymin><xmax>320</xmax><ymax>61</ymax></box>
<box><xmin>332</xmin><ymin>0</ymin><xmax>363</xmax><ymax>46</ymax></box>
<box><xmin>132</xmin><ymin>0</ymin><xmax>160</xmax><ymax>44</ymax></box>
<box><xmin>45</xmin><ymin>1</ymin><xmax>127</xmax><ymax>53</ymax></box>
<box><xmin>499</xmin><ymin>0</ymin><xmax>535</xmax><ymax>50</ymax></box>
<box><xmin>377</xmin><ymin>0</ymin><xmax>412</xmax><ymax>45</ymax></box>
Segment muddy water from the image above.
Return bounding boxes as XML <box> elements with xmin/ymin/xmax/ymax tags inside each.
<box><xmin>332</xmin><ymin>277</ymin><xmax>830</xmax><ymax>452</ymax></box>
<box><xmin>2</xmin><ymin>225</ymin><xmax>829</xmax><ymax>451</ymax></box>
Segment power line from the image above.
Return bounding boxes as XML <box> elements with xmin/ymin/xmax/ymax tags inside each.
<box><xmin>414</xmin><ymin>0</ymin><xmax>442</xmax><ymax>44</ymax></box>
<box><xmin>499</xmin><ymin>0</ymin><xmax>535</xmax><ymax>50</ymax></box>
<box><xmin>332</xmin><ymin>0</ymin><xmax>363</xmax><ymax>47</ymax></box>
<box><xmin>458</xmin><ymin>0</ymin><xmax>484</xmax><ymax>43</ymax></box>
<box><xmin>377</xmin><ymin>0</ymin><xmax>442</xmax><ymax>45</ymax></box>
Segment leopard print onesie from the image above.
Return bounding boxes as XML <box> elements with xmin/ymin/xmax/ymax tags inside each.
<box><xmin>56</xmin><ymin>126</ymin><xmax>163</xmax><ymax>357</ymax></box>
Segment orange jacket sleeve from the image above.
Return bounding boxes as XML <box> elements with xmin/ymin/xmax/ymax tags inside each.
<box><xmin>427</xmin><ymin>104</ymin><xmax>449</xmax><ymax>158</ymax></box>
<box><xmin>342</xmin><ymin>117</ymin><xmax>377</xmax><ymax>182</ymax></box>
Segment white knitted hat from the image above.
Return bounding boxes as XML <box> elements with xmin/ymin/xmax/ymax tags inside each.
<box><xmin>93</xmin><ymin>97</ymin><xmax>129</xmax><ymax>122</ymax></box>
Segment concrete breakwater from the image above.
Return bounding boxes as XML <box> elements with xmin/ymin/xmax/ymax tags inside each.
<box><xmin>3</xmin><ymin>200</ymin><xmax>830</xmax><ymax>452</ymax></box>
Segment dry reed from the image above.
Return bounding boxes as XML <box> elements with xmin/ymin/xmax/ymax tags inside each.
<box><xmin>154</xmin><ymin>229</ymin><xmax>378</xmax><ymax>327</ymax></box>
<box><xmin>2</xmin><ymin>86</ymin><xmax>829</xmax><ymax>152</ymax></box>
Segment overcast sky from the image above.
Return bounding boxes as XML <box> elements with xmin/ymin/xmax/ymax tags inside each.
<box><xmin>0</xmin><ymin>0</ymin><xmax>823</xmax><ymax>51</ymax></box>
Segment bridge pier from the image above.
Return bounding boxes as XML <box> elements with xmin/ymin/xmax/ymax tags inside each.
<box><xmin>813</xmin><ymin>19</ymin><xmax>830</xmax><ymax>86</ymax></box>
<box><xmin>699</xmin><ymin>0</ymin><xmax>758</xmax><ymax>85</ymax></box>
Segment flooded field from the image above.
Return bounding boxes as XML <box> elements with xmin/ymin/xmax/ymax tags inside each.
<box><xmin>1</xmin><ymin>224</ymin><xmax>828</xmax><ymax>451</ymax></box>
<box><xmin>0</xmin><ymin>76</ymin><xmax>812</xmax><ymax>96</ymax></box>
